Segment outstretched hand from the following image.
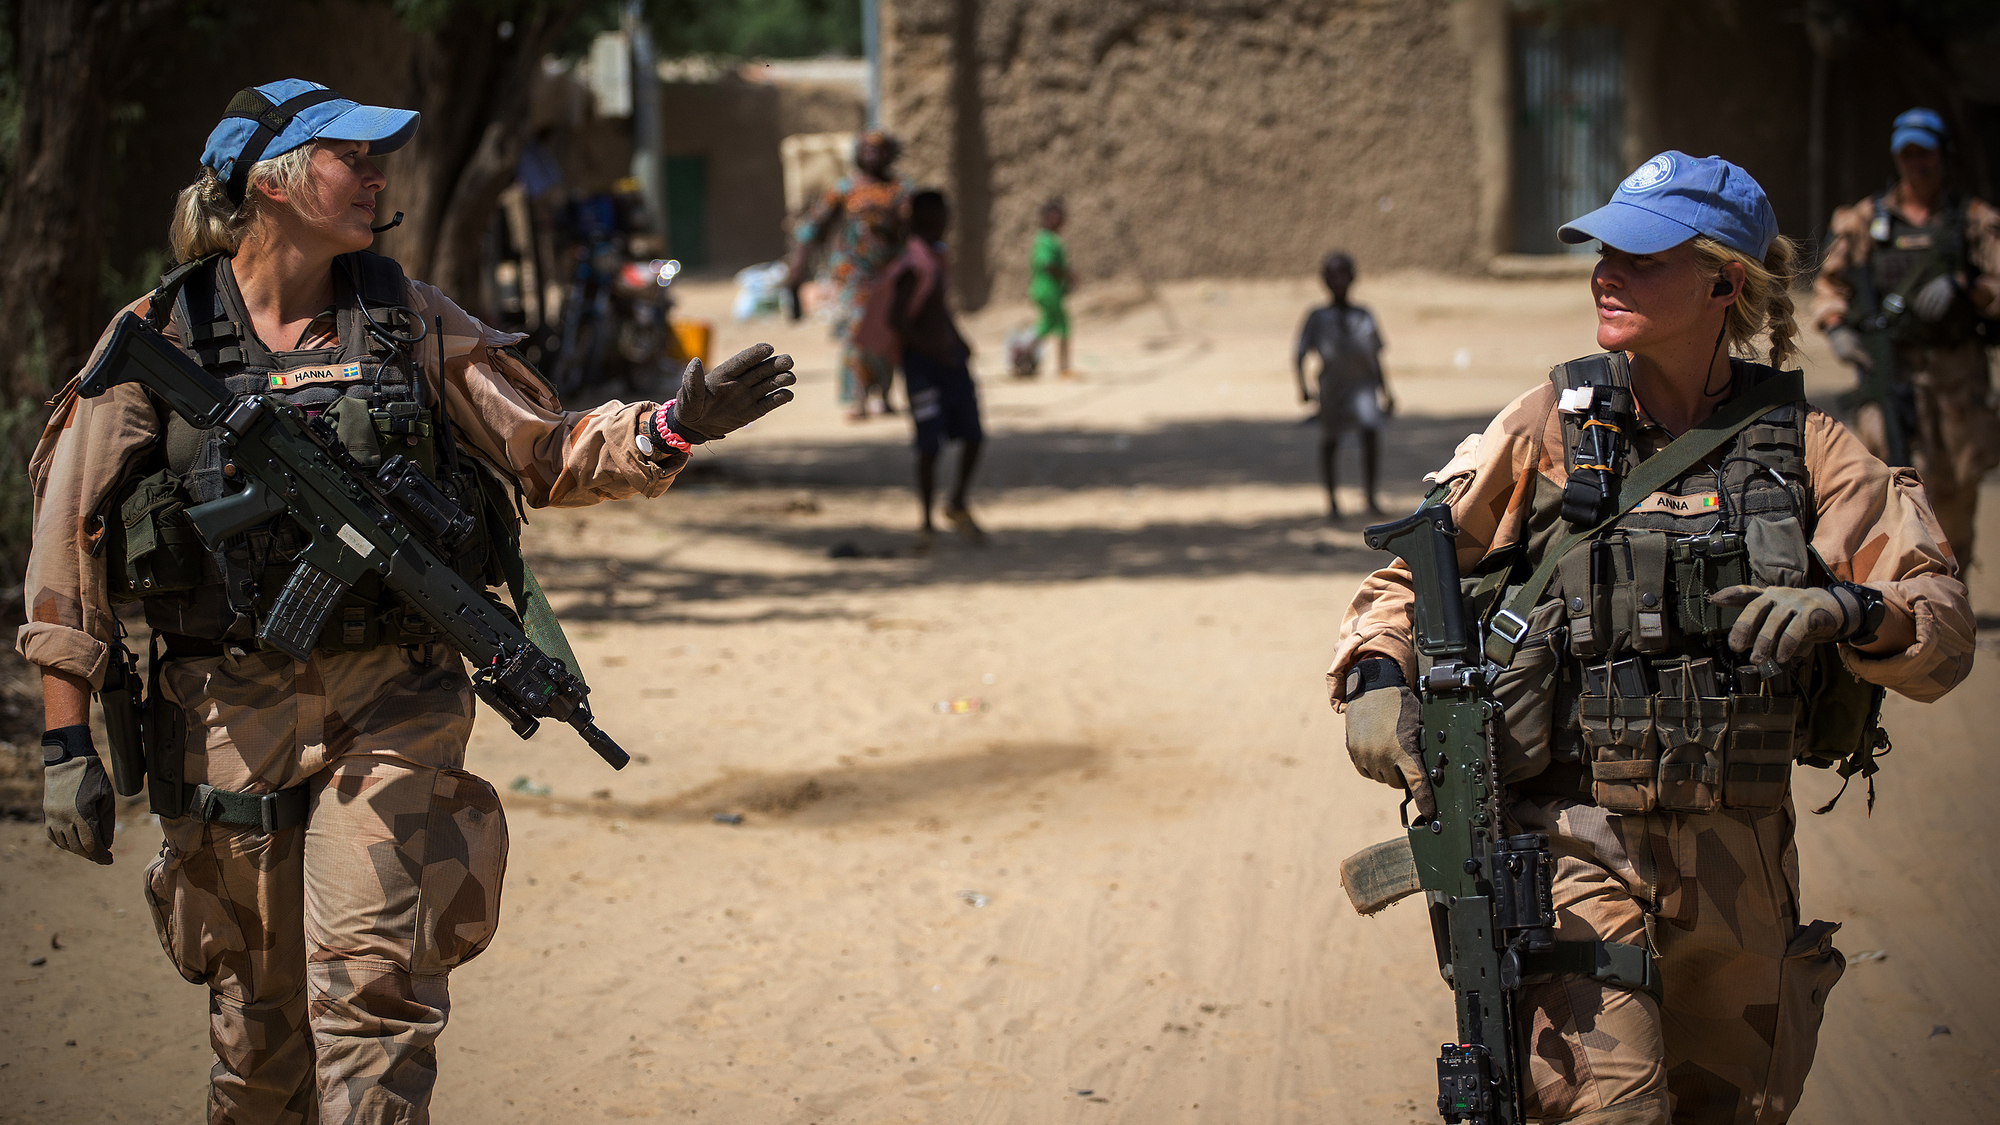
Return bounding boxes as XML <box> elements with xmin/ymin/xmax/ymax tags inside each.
<box><xmin>667</xmin><ymin>344</ymin><xmax>797</xmax><ymax>442</ymax></box>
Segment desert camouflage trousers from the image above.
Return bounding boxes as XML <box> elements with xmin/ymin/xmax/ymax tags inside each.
<box><xmin>1852</xmin><ymin>340</ymin><xmax>2000</xmax><ymax>569</ymax></box>
<box><xmin>1507</xmin><ymin>796</ymin><xmax>1845</xmax><ymax>1124</ymax></box>
<box><xmin>141</xmin><ymin>645</ymin><xmax>508</xmax><ymax>1125</ymax></box>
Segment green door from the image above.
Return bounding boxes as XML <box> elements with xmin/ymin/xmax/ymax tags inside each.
<box><xmin>664</xmin><ymin>155</ymin><xmax>708</xmax><ymax>268</ymax></box>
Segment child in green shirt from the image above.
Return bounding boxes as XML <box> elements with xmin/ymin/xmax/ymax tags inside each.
<box><xmin>1029</xmin><ymin>198</ymin><xmax>1073</xmax><ymax>378</ymax></box>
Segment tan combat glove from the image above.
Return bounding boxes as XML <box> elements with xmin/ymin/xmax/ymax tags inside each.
<box><xmin>1710</xmin><ymin>583</ymin><xmax>1876</xmax><ymax>665</ymax></box>
<box><xmin>43</xmin><ymin>726</ymin><xmax>114</xmax><ymax>865</ymax></box>
<box><xmin>1344</xmin><ymin>658</ymin><xmax>1434</xmax><ymax>819</ymax></box>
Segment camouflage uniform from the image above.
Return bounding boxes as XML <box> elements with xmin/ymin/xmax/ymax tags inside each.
<box><xmin>1330</xmin><ymin>379</ymin><xmax>1974</xmax><ymax>1123</ymax></box>
<box><xmin>1813</xmin><ymin>194</ymin><xmax>2000</xmax><ymax>569</ymax></box>
<box><xmin>22</xmin><ymin>281</ymin><xmax>683</xmax><ymax>1123</ymax></box>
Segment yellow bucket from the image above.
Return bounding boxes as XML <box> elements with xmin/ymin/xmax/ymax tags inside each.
<box><xmin>670</xmin><ymin>319</ymin><xmax>712</xmax><ymax>368</ymax></box>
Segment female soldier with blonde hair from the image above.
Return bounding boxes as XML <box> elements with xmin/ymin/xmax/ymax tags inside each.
<box><xmin>25</xmin><ymin>80</ymin><xmax>795</xmax><ymax>1122</ymax></box>
<box><xmin>1330</xmin><ymin>153</ymin><xmax>1973</xmax><ymax>1121</ymax></box>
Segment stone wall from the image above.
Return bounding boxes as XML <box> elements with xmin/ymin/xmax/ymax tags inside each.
<box><xmin>882</xmin><ymin>0</ymin><xmax>2000</xmax><ymax>308</ymax></box>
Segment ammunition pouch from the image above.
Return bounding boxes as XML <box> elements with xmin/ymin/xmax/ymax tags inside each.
<box><xmin>1484</xmin><ymin>595</ymin><xmax>1569</xmax><ymax>784</ymax></box>
<box><xmin>1560</xmin><ymin>531</ymin><xmax>1673</xmax><ymax>658</ymax></box>
<box><xmin>1574</xmin><ymin>669</ymin><xmax>1800</xmax><ymax>815</ymax></box>
<box><xmin>106</xmin><ymin>468</ymin><xmax>206</xmax><ymax>603</ymax></box>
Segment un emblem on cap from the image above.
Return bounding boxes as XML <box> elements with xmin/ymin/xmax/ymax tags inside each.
<box><xmin>1621</xmin><ymin>154</ymin><xmax>1675</xmax><ymax>193</ymax></box>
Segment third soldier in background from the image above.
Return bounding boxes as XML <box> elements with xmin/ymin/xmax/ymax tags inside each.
<box><xmin>1815</xmin><ymin>107</ymin><xmax>2000</xmax><ymax>571</ymax></box>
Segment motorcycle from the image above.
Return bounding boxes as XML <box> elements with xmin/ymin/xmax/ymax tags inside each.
<box><xmin>611</xmin><ymin>255</ymin><xmax>689</xmax><ymax>398</ymax></box>
<box><xmin>542</xmin><ymin>189</ymin><xmax>692</xmax><ymax>398</ymax></box>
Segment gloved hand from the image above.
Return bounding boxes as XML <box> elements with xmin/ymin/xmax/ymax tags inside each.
<box><xmin>1911</xmin><ymin>274</ymin><xmax>1960</xmax><ymax>323</ymax></box>
<box><xmin>1344</xmin><ymin>660</ymin><xmax>1433</xmax><ymax>819</ymax></box>
<box><xmin>1825</xmin><ymin>325</ymin><xmax>1872</xmax><ymax>371</ymax></box>
<box><xmin>1710</xmin><ymin>584</ymin><xmax>1868</xmax><ymax>665</ymax></box>
<box><xmin>662</xmin><ymin>344</ymin><xmax>796</xmax><ymax>443</ymax></box>
<box><xmin>42</xmin><ymin>726</ymin><xmax>114</xmax><ymax>865</ymax></box>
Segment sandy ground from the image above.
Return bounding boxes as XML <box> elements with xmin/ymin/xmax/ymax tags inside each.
<box><xmin>3</xmin><ymin>269</ymin><xmax>1997</xmax><ymax>1124</ymax></box>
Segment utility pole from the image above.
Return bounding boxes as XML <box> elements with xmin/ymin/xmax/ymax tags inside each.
<box><xmin>626</xmin><ymin>1</ymin><xmax>666</xmax><ymax>239</ymax></box>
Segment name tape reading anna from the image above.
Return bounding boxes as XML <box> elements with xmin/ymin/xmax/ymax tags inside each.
<box><xmin>1631</xmin><ymin>491</ymin><xmax>1720</xmax><ymax>515</ymax></box>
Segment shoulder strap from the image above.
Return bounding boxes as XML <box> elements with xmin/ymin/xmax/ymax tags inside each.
<box><xmin>157</xmin><ymin>256</ymin><xmax>251</xmax><ymax>370</ymax></box>
<box><xmin>1484</xmin><ymin>368</ymin><xmax>1806</xmax><ymax>664</ymax></box>
<box><xmin>334</xmin><ymin>251</ymin><xmax>412</xmax><ymax>359</ymax></box>
<box><xmin>341</xmin><ymin>250</ymin><xmax>409</xmax><ymax>307</ymax></box>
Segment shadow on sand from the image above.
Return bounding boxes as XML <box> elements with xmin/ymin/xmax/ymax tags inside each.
<box><xmin>527</xmin><ymin>412</ymin><xmax>1494</xmax><ymax>621</ymax></box>
<box><xmin>534</xmin><ymin>741</ymin><xmax>1106</xmax><ymax>828</ymax></box>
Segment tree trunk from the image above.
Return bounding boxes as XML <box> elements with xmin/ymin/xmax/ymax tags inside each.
<box><xmin>376</xmin><ymin>3</ymin><xmax>584</xmax><ymax>315</ymax></box>
<box><xmin>0</xmin><ymin>0</ymin><xmax>174</xmax><ymax>403</ymax></box>
<box><xmin>0</xmin><ymin>0</ymin><xmax>174</xmax><ymax>589</ymax></box>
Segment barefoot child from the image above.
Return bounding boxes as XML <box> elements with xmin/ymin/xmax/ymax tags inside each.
<box><xmin>889</xmin><ymin>190</ymin><xmax>985</xmax><ymax>552</ymax></box>
<box><xmin>1295</xmin><ymin>251</ymin><xmax>1393</xmax><ymax>518</ymax></box>
<box><xmin>1029</xmin><ymin>198</ymin><xmax>1073</xmax><ymax>378</ymax></box>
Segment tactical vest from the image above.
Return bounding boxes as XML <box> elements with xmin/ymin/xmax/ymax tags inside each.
<box><xmin>1485</xmin><ymin>353</ymin><xmax>1848</xmax><ymax>814</ymax></box>
<box><xmin>104</xmin><ymin>252</ymin><xmax>514</xmax><ymax>652</ymax></box>
<box><xmin>1843</xmin><ymin>192</ymin><xmax>1982</xmax><ymax>348</ymax></box>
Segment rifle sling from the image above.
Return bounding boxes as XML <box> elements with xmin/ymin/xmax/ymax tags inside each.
<box><xmin>1484</xmin><ymin>370</ymin><xmax>1805</xmax><ymax>665</ymax></box>
<box><xmin>516</xmin><ymin>561</ymin><xmax>584</xmax><ymax>684</ymax></box>
<box><xmin>1521</xmin><ymin>940</ymin><xmax>1662</xmax><ymax>1004</ymax></box>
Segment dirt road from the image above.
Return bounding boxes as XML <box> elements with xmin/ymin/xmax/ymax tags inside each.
<box><xmin>4</xmin><ymin>270</ymin><xmax>1995</xmax><ymax>1123</ymax></box>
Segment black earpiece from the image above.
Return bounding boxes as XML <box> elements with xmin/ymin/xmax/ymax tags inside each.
<box><xmin>1712</xmin><ymin>275</ymin><xmax>1734</xmax><ymax>298</ymax></box>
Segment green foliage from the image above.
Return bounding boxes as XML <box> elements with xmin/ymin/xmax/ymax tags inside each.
<box><xmin>559</xmin><ymin>0</ymin><xmax>862</xmax><ymax>61</ymax></box>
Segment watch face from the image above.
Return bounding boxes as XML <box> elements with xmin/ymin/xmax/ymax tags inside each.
<box><xmin>635</xmin><ymin>432</ymin><xmax>657</xmax><ymax>458</ymax></box>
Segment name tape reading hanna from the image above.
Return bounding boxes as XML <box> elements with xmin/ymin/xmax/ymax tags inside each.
<box><xmin>269</xmin><ymin>362</ymin><xmax>366</xmax><ymax>391</ymax></box>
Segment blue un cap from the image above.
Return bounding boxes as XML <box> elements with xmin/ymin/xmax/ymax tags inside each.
<box><xmin>201</xmin><ymin>79</ymin><xmax>419</xmax><ymax>207</ymax></box>
<box><xmin>1558</xmin><ymin>151</ymin><xmax>1777</xmax><ymax>259</ymax></box>
<box><xmin>1890</xmin><ymin>107</ymin><xmax>1946</xmax><ymax>154</ymax></box>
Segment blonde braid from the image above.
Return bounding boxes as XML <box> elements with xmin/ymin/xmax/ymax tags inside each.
<box><xmin>1691</xmin><ymin>234</ymin><xmax>1802</xmax><ymax>370</ymax></box>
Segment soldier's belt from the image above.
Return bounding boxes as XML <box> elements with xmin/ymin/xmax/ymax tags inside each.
<box><xmin>186</xmin><ymin>782</ymin><xmax>310</xmax><ymax>834</ymax></box>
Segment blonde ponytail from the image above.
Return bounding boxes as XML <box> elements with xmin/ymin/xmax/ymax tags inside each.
<box><xmin>167</xmin><ymin>145</ymin><xmax>318</xmax><ymax>263</ymax></box>
<box><xmin>1691</xmin><ymin>233</ymin><xmax>1802</xmax><ymax>370</ymax></box>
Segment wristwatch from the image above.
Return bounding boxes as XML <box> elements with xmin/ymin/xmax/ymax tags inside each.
<box><xmin>1833</xmin><ymin>581</ymin><xmax>1886</xmax><ymax>646</ymax></box>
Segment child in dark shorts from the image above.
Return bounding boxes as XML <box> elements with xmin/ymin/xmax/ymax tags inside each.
<box><xmin>889</xmin><ymin>189</ymin><xmax>985</xmax><ymax>553</ymax></box>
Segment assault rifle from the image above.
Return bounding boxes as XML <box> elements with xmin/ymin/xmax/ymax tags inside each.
<box><xmin>1360</xmin><ymin>504</ymin><xmax>1556</xmax><ymax>1125</ymax></box>
<box><xmin>1847</xmin><ymin>297</ymin><xmax>1913</xmax><ymax>469</ymax></box>
<box><xmin>79</xmin><ymin>311</ymin><xmax>630</xmax><ymax>769</ymax></box>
